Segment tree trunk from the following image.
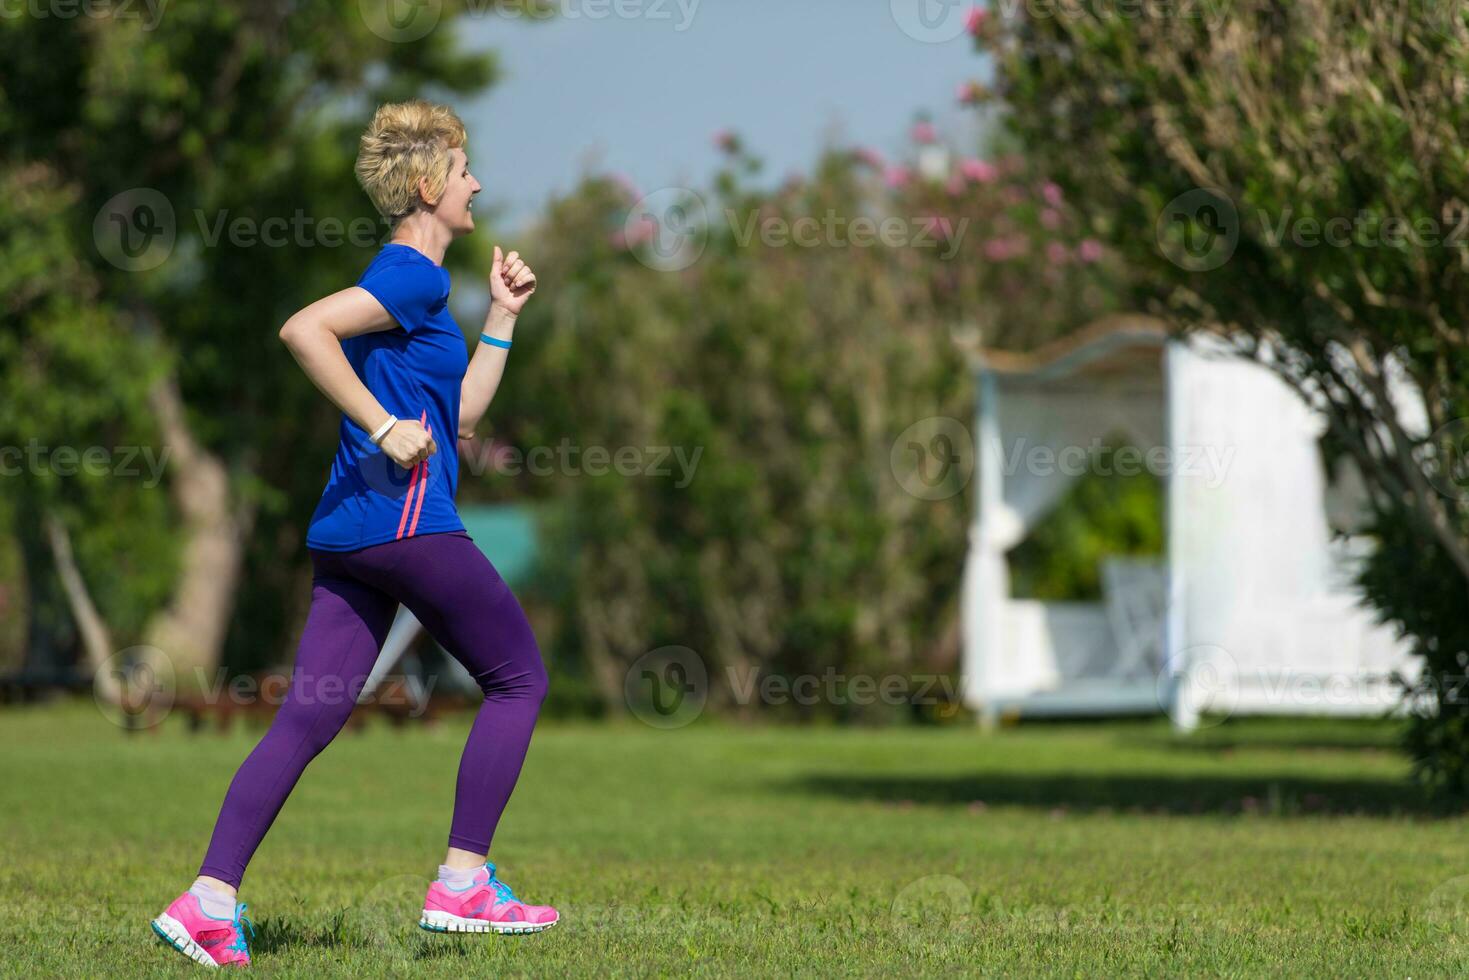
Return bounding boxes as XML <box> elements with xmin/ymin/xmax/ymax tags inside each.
<box><xmin>43</xmin><ymin>513</ymin><xmax>120</xmax><ymax>703</ymax></box>
<box><xmin>142</xmin><ymin>375</ymin><xmax>253</xmax><ymax>692</ymax></box>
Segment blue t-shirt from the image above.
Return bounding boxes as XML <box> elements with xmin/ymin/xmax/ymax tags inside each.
<box><xmin>305</xmin><ymin>244</ymin><xmax>469</xmax><ymax>552</ymax></box>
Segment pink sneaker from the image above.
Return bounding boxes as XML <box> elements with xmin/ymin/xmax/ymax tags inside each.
<box><xmin>420</xmin><ymin>863</ymin><xmax>559</xmax><ymax>935</ymax></box>
<box><xmin>151</xmin><ymin>892</ymin><xmax>254</xmax><ymax>968</ymax></box>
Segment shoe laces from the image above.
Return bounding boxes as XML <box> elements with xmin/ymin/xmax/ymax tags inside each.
<box><xmin>226</xmin><ymin>904</ymin><xmax>256</xmax><ymax>955</ymax></box>
<box><xmin>484</xmin><ymin>864</ymin><xmax>520</xmax><ymax>905</ymax></box>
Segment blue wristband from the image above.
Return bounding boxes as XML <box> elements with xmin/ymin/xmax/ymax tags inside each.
<box><xmin>480</xmin><ymin>334</ymin><xmax>513</xmax><ymax>349</ymax></box>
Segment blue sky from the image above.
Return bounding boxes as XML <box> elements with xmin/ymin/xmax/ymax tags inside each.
<box><xmin>455</xmin><ymin>1</ymin><xmax>992</xmax><ymax>228</ymax></box>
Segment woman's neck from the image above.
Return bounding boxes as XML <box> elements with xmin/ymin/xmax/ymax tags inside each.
<box><xmin>389</xmin><ymin>213</ymin><xmax>450</xmax><ymax>266</ymax></box>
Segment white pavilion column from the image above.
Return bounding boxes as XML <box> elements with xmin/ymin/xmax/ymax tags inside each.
<box><xmin>1163</xmin><ymin>340</ymin><xmax>1197</xmax><ymax>731</ymax></box>
<box><xmin>962</xmin><ymin>368</ymin><xmax>1010</xmax><ymax>730</ymax></box>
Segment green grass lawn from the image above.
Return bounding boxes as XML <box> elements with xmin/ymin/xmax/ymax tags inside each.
<box><xmin>2</xmin><ymin>702</ymin><xmax>1467</xmax><ymax>977</ymax></box>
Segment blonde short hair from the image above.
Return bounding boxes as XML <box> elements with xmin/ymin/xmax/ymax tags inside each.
<box><xmin>354</xmin><ymin>100</ymin><xmax>467</xmax><ymax>222</ymax></box>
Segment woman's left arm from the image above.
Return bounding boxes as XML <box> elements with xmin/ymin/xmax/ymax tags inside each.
<box><xmin>460</xmin><ymin>245</ymin><xmax>537</xmax><ymax>438</ymax></box>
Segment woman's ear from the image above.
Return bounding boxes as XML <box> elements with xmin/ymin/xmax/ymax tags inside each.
<box><xmin>417</xmin><ymin>174</ymin><xmax>440</xmax><ymax>210</ymax></box>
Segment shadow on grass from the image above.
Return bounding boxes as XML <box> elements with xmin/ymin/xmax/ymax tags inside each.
<box><xmin>251</xmin><ymin>910</ymin><xmax>348</xmax><ymax>955</ymax></box>
<box><xmin>1123</xmin><ymin>719</ymin><xmax>1405</xmax><ymax>755</ymax></box>
<box><xmin>791</xmin><ymin>771</ymin><xmax>1455</xmax><ymax>817</ymax></box>
<box><xmin>252</xmin><ymin>909</ymin><xmax>495</xmax><ymax>960</ymax></box>
<box><xmin>1119</xmin><ymin>734</ymin><xmax>1405</xmax><ymax>756</ymax></box>
<box><xmin>410</xmin><ymin>938</ymin><xmax>478</xmax><ymax>961</ymax></box>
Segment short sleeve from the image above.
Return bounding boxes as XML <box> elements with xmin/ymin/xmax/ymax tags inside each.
<box><xmin>357</xmin><ymin>258</ymin><xmax>447</xmax><ymax>334</ymax></box>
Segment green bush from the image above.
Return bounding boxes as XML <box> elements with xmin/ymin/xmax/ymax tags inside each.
<box><xmin>480</xmin><ymin>133</ymin><xmax>1124</xmax><ymax>717</ymax></box>
<box><xmin>1009</xmin><ymin>441</ymin><xmax>1163</xmax><ymax>602</ymax></box>
<box><xmin>988</xmin><ymin>0</ymin><xmax>1469</xmax><ymax>791</ymax></box>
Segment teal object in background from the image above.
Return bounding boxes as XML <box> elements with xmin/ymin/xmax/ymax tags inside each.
<box><xmin>362</xmin><ymin>503</ymin><xmax>544</xmax><ymax>698</ymax></box>
<box><xmin>458</xmin><ymin>505</ymin><xmax>540</xmax><ymax>587</ymax></box>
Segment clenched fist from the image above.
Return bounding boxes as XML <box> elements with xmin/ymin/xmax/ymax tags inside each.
<box><xmin>489</xmin><ymin>245</ymin><xmax>537</xmax><ymax>315</ymax></box>
<box><xmin>379</xmin><ymin>419</ymin><xmax>436</xmax><ymax>470</ymax></box>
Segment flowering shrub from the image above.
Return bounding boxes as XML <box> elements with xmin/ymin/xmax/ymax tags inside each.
<box><xmin>988</xmin><ymin>0</ymin><xmax>1469</xmax><ymax>788</ymax></box>
<box><xmin>483</xmin><ymin>114</ymin><xmax>1124</xmax><ymax>719</ymax></box>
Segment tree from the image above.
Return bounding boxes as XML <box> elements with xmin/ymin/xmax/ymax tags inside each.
<box><xmin>0</xmin><ymin>1</ymin><xmax>498</xmax><ymax>688</ymax></box>
<box><xmin>989</xmin><ymin>0</ymin><xmax>1469</xmax><ymax>790</ymax></box>
<box><xmin>486</xmin><ymin>127</ymin><xmax>1123</xmax><ymax>718</ymax></box>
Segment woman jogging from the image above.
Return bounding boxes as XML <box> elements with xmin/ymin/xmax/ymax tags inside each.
<box><xmin>150</xmin><ymin>100</ymin><xmax>556</xmax><ymax>968</ymax></box>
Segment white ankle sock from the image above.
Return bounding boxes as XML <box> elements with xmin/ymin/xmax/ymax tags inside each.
<box><xmin>437</xmin><ymin>864</ymin><xmax>483</xmax><ymax>888</ymax></box>
<box><xmin>189</xmin><ymin>881</ymin><xmax>237</xmax><ymax>919</ymax></box>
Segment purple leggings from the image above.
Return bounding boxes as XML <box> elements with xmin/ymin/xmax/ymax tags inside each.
<box><xmin>198</xmin><ymin>530</ymin><xmax>548</xmax><ymax>887</ymax></box>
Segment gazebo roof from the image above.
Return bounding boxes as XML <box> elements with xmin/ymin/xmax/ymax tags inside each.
<box><xmin>964</xmin><ymin>314</ymin><xmax>1170</xmax><ymax>383</ymax></box>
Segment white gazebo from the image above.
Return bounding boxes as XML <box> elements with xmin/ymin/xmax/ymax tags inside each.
<box><xmin>960</xmin><ymin>315</ymin><xmax>1417</xmax><ymax>729</ymax></box>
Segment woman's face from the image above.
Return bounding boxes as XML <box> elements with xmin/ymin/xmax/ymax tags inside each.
<box><xmin>430</xmin><ymin>146</ymin><xmax>481</xmax><ymax>237</ymax></box>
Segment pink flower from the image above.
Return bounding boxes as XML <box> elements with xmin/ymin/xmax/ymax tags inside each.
<box><xmin>1046</xmin><ymin>240</ymin><xmax>1070</xmax><ymax>265</ymax></box>
<box><xmin>983</xmin><ymin>235</ymin><xmax>1026</xmax><ymax>261</ymax></box>
<box><xmin>851</xmin><ymin>147</ymin><xmax>885</xmax><ymax>170</ymax></box>
<box><xmin>884</xmin><ymin>165</ymin><xmax>912</xmax><ymax>189</ymax></box>
<box><xmin>1078</xmin><ymin>238</ymin><xmax>1104</xmax><ymax>263</ymax></box>
<box><xmin>713</xmin><ymin>129</ymin><xmax>740</xmax><ymax>154</ymax></box>
<box><xmin>956</xmin><ymin>80</ymin><xmax>987</xmax><ymax>105</ymax></box>
<box><xmin>965</xmin><ymin>6</ymin><xmax>988</xmax><ymax>36</ymax></box>
<box><xmin>1040</xmin><ymin>208</ymin><xmax>1061</xmax><ymax>230</ymax></box>
<box><xmin>612</xmin><ymin>213</ymin><xmax>658</xmax><ymax>251</ymax></box>
<box><xmin>607</xmin><ymin>172</ymin><xmax>640</xmax><ymax>201</ymax></box>
<box><xmin>946</xmin><ymin>173</ymin><xmax>967</xmax><ymax>197</ymax></box>
<box><xmin>1041</xmin><ymin>181</ymin><xmax>1064</xmax><ymax>206</ymax></box>
<box><xmin>921</xmin><ymin>215</ymin><xmax>955</xmax><ymax>240</ymax></box>
<box><xmin>959</xmin><ymin>157</ymin><xmax>998</xmax><ymax>183</ymax></box>
<box><xmin>911</xmin><ymin>120</ymin><xmax>937</xmax><ymax>145</ymax></box>
<box><xmin>633</xmin><ymin>214</ymin><xmax>658</xmax><ymax>243</ymax></box>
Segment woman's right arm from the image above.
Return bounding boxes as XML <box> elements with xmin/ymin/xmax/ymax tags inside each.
<box><xmin>278</xmin><ymin>286</ymin><xmax>436</xmax><ymax>469</ymax></box>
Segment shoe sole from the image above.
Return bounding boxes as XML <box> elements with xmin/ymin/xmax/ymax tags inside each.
<box><xmin>151</xmin><ymin>912</ymin><xmax>224</xmax><ymax>968</ymax></box>
<box><xmin>419</xmin><ymin>908</ymin><xmax>558</xmax><ymax>935</ymax></box>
